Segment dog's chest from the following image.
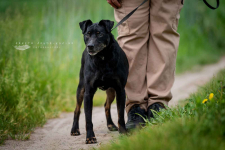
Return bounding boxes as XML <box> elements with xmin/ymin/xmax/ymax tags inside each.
<box><xmin>88</xmin><ymin>57</ymin><xmax>119</xmax><ymax>90</ymax></box>
<box><xmin>94</xmin><ymin>72</ymin><xmax>115</xmax><ymax>90</ymax></box>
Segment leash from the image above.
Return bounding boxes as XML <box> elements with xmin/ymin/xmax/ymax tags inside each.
<box><xmin>203</xmin><ymin>0</ymin><xmax>220</xmax><ymax>9</ymax></box>
<box><xmin>111</xmin><ymin>0</ymin><xmax>220</xmax><ymax>31</ymax></box>
<box><xmin>111</xmin><ymin>0</ymin><xmax>148</xmax><ymax>31</ymax></box>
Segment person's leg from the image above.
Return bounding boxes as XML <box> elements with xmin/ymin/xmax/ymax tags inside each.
<box><xmin>114</xmin><ymin>0</ymin><xmax>150</xmax><ymax>113</ymax></box>
<box><xmin>147</xmin><ymin>0</ymin><xmax>183</xmax><ymax>109</ymax></box>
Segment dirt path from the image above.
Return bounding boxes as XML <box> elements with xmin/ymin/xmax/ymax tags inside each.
<box><xmin>1</xmin><ymin>57</ymin><xmax>225</xmax><ymax>150</ymax></box>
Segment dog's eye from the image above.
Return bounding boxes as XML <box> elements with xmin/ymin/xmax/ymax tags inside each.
<box><xmin>85</xmin><ymin>32</ymin><xmax>90</xmax><ymax>37</ymax></box>
<box><xmin>97</xmin><ymin>32</ymin><xmax>103</xmax><ymax>37</ymax></box>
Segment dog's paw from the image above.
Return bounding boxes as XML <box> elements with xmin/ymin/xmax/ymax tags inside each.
<box><xmin>71</xmin><ymin>129</ymin><xmax>80</xmax><ymax>136</ymax></box>
<box><xmin>86</xmin><ymin>137</ymin><xmax>97</xmax><ymax>144</ymax></box>
<box><xmin>107</xmin><ymin>124</ymin><xmax>118</xmax><ymax>131</ymax></box>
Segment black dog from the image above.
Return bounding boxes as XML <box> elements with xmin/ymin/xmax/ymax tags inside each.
<box><xmin>71</xmin><ymin>20</ymin><xmax>129</xmax><ymax>144</ymax></box>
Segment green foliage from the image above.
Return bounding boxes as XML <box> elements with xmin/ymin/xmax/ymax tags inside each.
<box><xmin>177</xmin><ymin>0</ymin><xmax>225</xmax><ymax>73</ymax></box>
<box><xmin>0</xmin><ymin>0</ymin><xmax>225</xmax><ymax>144</ymax></box>
<box><xmin>0</xmin><ymin>63</ymin><xmax>46</xmax><ymax>144</ymax></box>
<box><xmin>99</xmin><ymin>70</ymin><xmax>225</xmax><ymax>150</ymax></box>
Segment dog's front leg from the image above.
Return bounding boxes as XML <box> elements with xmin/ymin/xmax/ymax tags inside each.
<box><xmin>115</xmin><ymin>88</ymin><xmax>127</xmax><ymax>134</ymax></box>
<box><xmin>84</xmin><ymin>86</ymin><xmax>97</xmax><ymax>144</ymax></box>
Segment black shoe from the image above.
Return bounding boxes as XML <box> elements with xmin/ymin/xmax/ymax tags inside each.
<box><xmin>147</xmin><ymin>103</ymin><xmax>164</xmax><ymax>119</ymax></box>
<box><xmin>125</xmin><ymin>105</ymin><xmax>146</xmax><ymax>130</ymax></box>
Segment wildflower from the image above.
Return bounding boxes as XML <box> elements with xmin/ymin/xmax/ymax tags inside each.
<box><xmin>209</xmin><ymin>93</ymin><xmax>214</xmax><ymax>100</ymax></box>
<box><xmin>202</xmin><ymin>99</ymin><xmax>208</xmax><ymax>104</ymax></box>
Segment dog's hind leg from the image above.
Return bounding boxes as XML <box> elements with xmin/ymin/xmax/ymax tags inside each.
<box><xmin>105</xmin><ymin>88</ymin><xmax>118</xmax><ymax>131</ymax></box>
<box><xmin>71</xmin><ymin>83</ymin><xmax>85</xmax><ymax>136</ymax></box>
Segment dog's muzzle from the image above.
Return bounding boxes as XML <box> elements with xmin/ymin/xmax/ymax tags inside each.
<box><xmin>87</xmin><ymin>44</ymin><xmax>98</xmax><ymax>55</ymax></box>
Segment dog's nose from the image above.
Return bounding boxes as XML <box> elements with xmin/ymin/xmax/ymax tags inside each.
<box><xmin>87</xmin><ymin>44</ymin><xmax>94</xmax><ymax>50</ymax></box>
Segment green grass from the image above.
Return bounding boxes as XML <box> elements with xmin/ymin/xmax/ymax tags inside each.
<box><xmin>99</xmin><ymin>69</ymin><xmax>225</xmax><ymax>150</ymax></box>
<box><xmin>0</xmin><ymin>0</ymin><xmax>225</xmax><ymax>144</ymax></box>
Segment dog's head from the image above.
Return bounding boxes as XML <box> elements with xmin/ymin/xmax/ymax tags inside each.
<box><xmin>79</xmin><ymin>20</ymin><xmax>114</xmax><ymax>56</ymax></box>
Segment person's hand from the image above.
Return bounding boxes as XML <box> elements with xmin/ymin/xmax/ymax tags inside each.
<box><xmin>107</xmin><ymin>0</ymin><xmax>122</xmax><ymax>9</ymax></box>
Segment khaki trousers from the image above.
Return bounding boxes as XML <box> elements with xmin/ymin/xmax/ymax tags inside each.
<box><xmin>114</xmin><ymin>0</ymin><xmax>183</xmax><ymax>113</ymax></box>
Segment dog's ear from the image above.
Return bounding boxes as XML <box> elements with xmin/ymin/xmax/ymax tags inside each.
<box><xmin>99</xmin><ymin>20</ymin><xmax>114</xmax><ymax>33</ymax></box>
<box><xmin>79</xmin><ymin>20</ymin><xmax>93</xmax><ymax>34</ymax></box>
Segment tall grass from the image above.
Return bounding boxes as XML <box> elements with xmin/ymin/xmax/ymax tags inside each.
<box><xmin>0</xmin><ymin>0</ymin><xmax>225</xmax><ymax>144</ymax></box>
